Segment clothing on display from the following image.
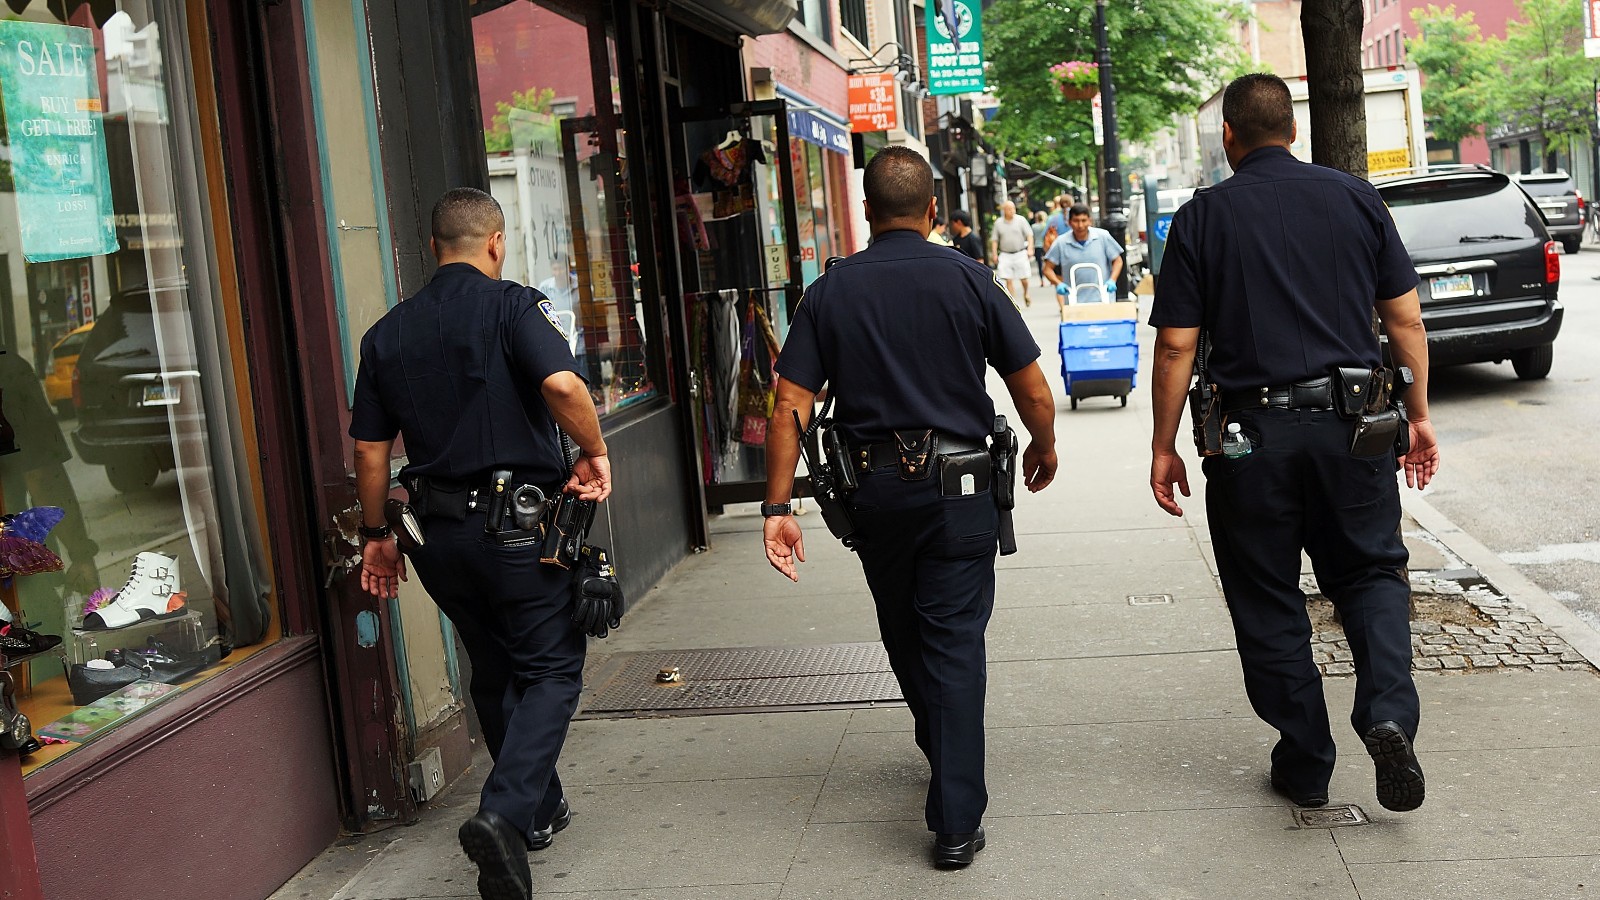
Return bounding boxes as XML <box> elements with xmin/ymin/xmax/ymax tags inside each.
<box><xmin>686</xmin><ymin>289</ymin><xmax>782</xmax><ymax>484</ymax></box>
<box><xmin>692</xmin><ymin>134</ymin><xmax>768</xmax><ymax>219</ymax></box>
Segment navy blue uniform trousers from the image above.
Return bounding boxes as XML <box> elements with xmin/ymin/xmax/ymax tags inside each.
<box><xmin>407</xmin><ymin>515</ymin><xmax>584</xmax><ymax>838</ymax></box>
<box><xmin>849</xmin><ymin>467</ymin><xmax>998</xmax><ymax>834</ymax></box>
<box><xmin>1203</xmin><ymin>408</ymin><xmax>1419</xmax><ymax>796</ymax></box>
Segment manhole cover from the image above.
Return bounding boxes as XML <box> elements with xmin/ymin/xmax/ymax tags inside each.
<box><xmin>1128</xmin><ymin>594</ymin><xmax>1173</xmax><ymax>606</ymax></box>
<box><xmin>579</xmin><ymin>643</ymin><xmax>902</xmax><ymax>718</ymax></box>
<box><xmin>1291</xmin><ymin>804</ymin><xmax>1369</xmax><ymax>829</ymax></box>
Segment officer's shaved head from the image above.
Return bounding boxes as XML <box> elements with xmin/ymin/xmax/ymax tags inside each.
<box><xmin>431</xmin><ymin>188</ymin><xmax>505</xmax><ymax>255</ymax></box>
<box><xmin>1222</xmin><ymin>74</ymin><xmax>1294</xmax><ymax>150</ymax></box>
<box><xmin>863</xmin><ymin>147</ymin><xmax>935</xmax><ymax>222</ymax></box>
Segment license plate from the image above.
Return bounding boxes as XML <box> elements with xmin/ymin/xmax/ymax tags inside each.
<box><xmin>1429</xmin><ymin>273</ymin><xmax>1475</xmax><ymax>299</ymax></box>
<box><xmin>139</xmin><ymin>383</ymin><xmax>179</xmax><ymax>407</ymax></box>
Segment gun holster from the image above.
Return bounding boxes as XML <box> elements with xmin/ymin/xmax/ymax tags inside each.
<box><xmin>795</xmin><ymin>405</ymin><xmax>857</xmax><ymax>549</ymax></box>
<box><xmin>989</xmin><ymin>416</ymin><xmax>1019</xmax><ymax>556</ymax></box>
<box><xmin>1189</xmin><ymin>381</ymin><xmax>1223</xmax><ymax>456</ymax></box>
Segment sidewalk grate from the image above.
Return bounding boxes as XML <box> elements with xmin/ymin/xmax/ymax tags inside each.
<box><xmin>1290</xmin><ymin>805</ymin><xmax>1369</xmax><ymax>829</ymax></box>
<box><xmin>1127</xmin><ymin>593</ymin><xmax>1173</xmax><ymax>606</ymax></box>
<box><xmin>578</xmin><ymin>643</ymin><xmax>902</xmax><ymax>718</ymax></box>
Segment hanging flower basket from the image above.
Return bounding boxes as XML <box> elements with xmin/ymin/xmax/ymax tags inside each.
<box><xmin>1050</xmin><ymin>60</ymin><xmax>1099</xmax><ymax>100</ymax></box>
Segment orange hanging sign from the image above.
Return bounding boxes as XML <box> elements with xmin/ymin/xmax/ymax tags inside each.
<box><xmin>847</xmin><ymin>73</ymin><xmax>899</xmax><ymax>133</ymax></box>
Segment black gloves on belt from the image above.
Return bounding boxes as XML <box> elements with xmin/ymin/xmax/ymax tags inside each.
<box><xmin>572</xmin><ymin>545</ymin><xmax>624</xmax><ymax>639</ymax></box>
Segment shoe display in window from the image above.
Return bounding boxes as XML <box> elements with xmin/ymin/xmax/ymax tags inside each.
<box><xmin>81</xmin><ymin>552</ymin><xmax>187</xmax><ymax>631</ymax></box>
<box><xmin>67</xmin><ymin>658</ymin><xmax>144</xmax><ymax>706</ymax></box>
<box><xmin>0</xmin><ymin>621</ymin><xmax>62</xmax><ymax>660</ymax></box>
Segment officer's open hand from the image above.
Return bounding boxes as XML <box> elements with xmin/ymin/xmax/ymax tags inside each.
<box><xmin>763</xmin><ymin>515</ymin><xmax>806</xmax><ymax>583</ymax></box>
<box><xmin>567</xmin><ymin>453</ymin><xmax>612</xmax><ymax>502</ymax></box>
<box><xmin>1022</xmin><ymin>442</ymin><xmax>1057</xmax><ymax>492</ymax></box>
<box><xmin>1150</xmin><ymin>449</ymin><xmax>1190</xmax><ymax>517</ymax></box>
<box><xmin>360</xmin><ymin>538</ymin><xmax>407</xmax><ymax>599</ymax></box>
<box><xmin>1400</xmin><ymin>417</ymin><xmax>1440</xmax><ymax>491</ymax></box>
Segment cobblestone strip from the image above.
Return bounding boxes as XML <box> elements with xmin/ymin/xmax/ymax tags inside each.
<box><xmin>1305</xmin><ymin>573</ymin><xmax>1597</xmax><ymax>678</ymax></box>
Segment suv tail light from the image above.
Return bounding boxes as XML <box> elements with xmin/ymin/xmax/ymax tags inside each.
<box><xmin>1545</xmin><ymin>240</ymin><xmax>1560</xmax><ymax>284</ymax></box>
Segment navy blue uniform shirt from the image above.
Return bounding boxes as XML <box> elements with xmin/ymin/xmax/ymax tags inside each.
<box><xmin>348</xmin><ymin>262</ymin><xmax>582</xmax><ymax>487</ymax></box>
<box><xmin>1149</xmin><ymin>146</ymin><xmax>1418</xmax><ymax>390</ymax></box>
<box><xmin>775</xmin><ymin>229</ymin><xmax>1040</xmax><ymax>445</ymax></box>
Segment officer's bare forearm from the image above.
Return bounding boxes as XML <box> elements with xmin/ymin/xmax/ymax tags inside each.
<box><xmin>354</xmin><ymin>440</ymin><xmax>395</xmax><ymax>529</ymax></box>
<box><xmin>1151</xmin><ymin>327</ymin><xmax>1199</xmax><ymax>452</ymax></box>
<box><xmin>766</xmin><ymin>378</ymin><xmax>817</xmax><ymax>504</ymax></box>
<box><xmin>1376</xmin><ymin>289</ymin><xmax>1430</xmax><ymax>421</ymax></box>
<box><xmin>541</xmin><ymin>371</ymin><xmax>608</xmax><ymax>457</ymax></box>
<box><xmin>1002</xmin><ymin>363</ymin><xmax>1056</xmax><ymax>450</ymax></box>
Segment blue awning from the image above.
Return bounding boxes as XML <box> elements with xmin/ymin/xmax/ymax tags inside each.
<box><xmin>776</xmin><ymin>85</ymin><xmax>851</xmax><ymax>156</ymax></box>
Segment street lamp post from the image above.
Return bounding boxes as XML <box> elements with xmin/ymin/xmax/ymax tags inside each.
<box><xmin>1094</xmin><ymin>0</ymin><xmax>1128</xmax><ymax>296</ymax></box>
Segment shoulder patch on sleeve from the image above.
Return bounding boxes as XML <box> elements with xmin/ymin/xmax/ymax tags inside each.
<box><xmin>539</xmin><ymin>299</ymin><xmax>571</xmax><ymax>340</ymax></box>
<box><xmin>992</xmin><ymin>272</ymin><xmax>1023</xmax><ymax>312</ymax></box>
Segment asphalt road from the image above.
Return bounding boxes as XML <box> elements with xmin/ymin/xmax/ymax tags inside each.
<box><xmin>1422</xmin><ymin>241</ymin><xmax>1600</xmax><ymax>633</ymax></box>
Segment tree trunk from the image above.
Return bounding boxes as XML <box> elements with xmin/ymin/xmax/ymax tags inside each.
<box><xmin>1300</xmin><ymin>0</ymin><xmax>1368</xmax><ymax>178</ymax></box>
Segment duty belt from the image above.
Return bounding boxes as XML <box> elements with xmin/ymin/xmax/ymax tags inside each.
<box><xmin>851</xmin><ymin>434</ymin><xmax>987</xmax><ymax>472</ymax></box>
<box><xmin>1220</xmin><ymin>377</ymin><xmax>1336</xmax><ymax>414</ymax></box>
<box><xmin>407</xmin><ymin>473</ymin><xmax>555</xmax><ymax>519</ymax></box>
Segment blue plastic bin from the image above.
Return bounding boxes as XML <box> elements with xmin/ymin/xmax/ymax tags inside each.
<box><xmin>1059</xmin><ymin>320</ymin><xmax>1137</xmax><ymax>349</ymax></box>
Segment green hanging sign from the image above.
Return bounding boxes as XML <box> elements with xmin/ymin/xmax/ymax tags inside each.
<box><xmin>926</xmin><ymin>0</ymin><xmax>985</xmax><ymax>96</ymax></box>
<box><xmin>0</xmin><ymin>20</ymin><xmax>118</xmax><ymax>263</ymax></box>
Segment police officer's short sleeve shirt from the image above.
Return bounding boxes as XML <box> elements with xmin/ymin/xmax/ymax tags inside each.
<box><xmin>1149</xmin><ymin>147</ymin><xmax>1418</xmax><ymax>389</ymax></box>
<box><xmin>775</xmin><ymin>230</ymin><xmax>1040</xmax><ymax>444</ymax></box>
<box><xmin>348</xmin><ymin>262</ymin><xmax>583</xmax><ymax>486</ymax></box>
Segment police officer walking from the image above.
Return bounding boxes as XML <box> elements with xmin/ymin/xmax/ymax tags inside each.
<box><xmin>1147</xmin><ymin>75</ymin><xmax>1441</xmax><ymax>814</ymax></box>
<box><xmin>350</xmin><ymin>188</ymin><xmax>612</xmax><ymax>900</ymax></box>
<box><xmin>762</xmin><ymin>147</ymin><xmax>1059</xmax><ymax>868</ymax></box>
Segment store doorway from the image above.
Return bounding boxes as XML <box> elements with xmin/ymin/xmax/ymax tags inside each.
<box><xmin>673</xmin><ymin>100</ymin><xmax>804</xmax><ymax>508</ymax></box>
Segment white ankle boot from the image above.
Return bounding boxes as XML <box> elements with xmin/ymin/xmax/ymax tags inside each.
<box><xmin>82</xmin><ymin>552</ymin><xmax>186</xmax><ymax>630</ymax></box>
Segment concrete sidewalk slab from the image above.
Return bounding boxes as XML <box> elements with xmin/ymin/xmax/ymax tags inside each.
<box><xmin>987</xmin><ymin>599</ymin><xmax>1235</xmax><ymax>662</ymax></box>
<box><xmin>559</xmin><ymin>711</ymin><xmax>851</xmax><ymax>785</ymax></box>
<box><xmin>1348</xmin><ymin>856</ymin><xmax>1600</xmax><ymax>900</ymax></box>
<box><xmin>782</xmin><ymin>809</ymin><xmax>1361</xmax><ymax>900</ymax></box>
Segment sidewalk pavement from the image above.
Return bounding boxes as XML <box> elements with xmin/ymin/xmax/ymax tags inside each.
<box><xmin>273</xmin><ymin>281</ymin><xmax>1600</xmax><ymax>900</ymax></box>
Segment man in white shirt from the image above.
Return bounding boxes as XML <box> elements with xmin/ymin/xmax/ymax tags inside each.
<box><xmin>989</xmin><ymin>201</ymin><xmax>1034</xmax><ymax>306</ymax></box>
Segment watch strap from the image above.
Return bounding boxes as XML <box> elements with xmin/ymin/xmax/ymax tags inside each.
<box><xmin>759</xmin><ymin>502</ymin><xmax>792</xmax><ymax>518</ymax></box>
<box><xmin>359</xmin><ymin>523</ymin><xmax>393</xmax><ymax>540</ymax></box>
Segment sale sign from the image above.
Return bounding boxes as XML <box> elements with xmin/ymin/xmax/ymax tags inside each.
<box><xmin>848</xmin><ymin>73</ymin><xmax>899</xmax><ymax>133</ymax></box>
<box><xmin>0</xmin><ymin>21</ymin><xmax>118</xmax><ymax>262</ymax></box>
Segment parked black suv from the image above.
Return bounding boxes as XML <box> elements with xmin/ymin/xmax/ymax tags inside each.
<box><xmin>71</xmin><ymin>282</ymin><xmax>198</xmax><ymax>491</ymax></box>
<box><xmin>1373</xmin><ymin>167</ymin><xmax>1563</xmax><ymax>380</ymax></box>
<box><xmin>1513</xmin><ymin>170</ymin><xmax>1584</xmax><ymax>254</ymax></box>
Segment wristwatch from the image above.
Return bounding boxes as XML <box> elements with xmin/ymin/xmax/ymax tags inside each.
<box><xmin>359</xmin><ymin>523</ymin><xmax>393</xmax><ymax>540</ymax></box>
<box><xmin>759</xmin><ymin>502</ymin><xmax>792</xmax><ymax>518</ymax></box>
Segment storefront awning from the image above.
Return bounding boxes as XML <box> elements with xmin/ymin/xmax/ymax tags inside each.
<box><xmin>776</xmin><ymin>86</ymin><xmax>851</xmax><ymax>156</ymax></box>
<box><xmin>672</xmin><ymin>0</ymin><xmax>795</xmax><ymax>35</ymax></box>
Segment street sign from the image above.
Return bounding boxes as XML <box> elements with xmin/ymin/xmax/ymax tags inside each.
<box><xmin>926</xmin><ymin>0</ymin><xmax>985</xmax><ymax>95</ymax></box>
<box><xmin>0</xmin><ymin>20</ymin><xmax>118</xmax><ymax>263</ymax></box>
<box><xmin>1152</xmin><ymin>215</ymin><xmax>1173</xmax><ymax>243</ymax></box>
<box><xmin>847</xmin><ymin>73</ymin><xmax>898</xmax><ymax>132</ymax></box>
<box><xmin>1586</xmin><ymin>0</ymin><xmax>1600</xmax><ymax>57</ymax></box>
<box><xmin>1091</xmin><ymin>94</ymin><xmax>1105</xmax><ymax>147</ymax></box>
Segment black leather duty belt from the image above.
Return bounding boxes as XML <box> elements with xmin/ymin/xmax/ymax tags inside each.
<box><xmin>852</xmin><ymin>435</ymin><xmax>987</xmax><ymax>472</ymax></box>
<box><xmin>1220</xmin><ymin>377</ymin><xmax>1336</xmax><ymax>413</ymax></box>
<box><xmin>407</xmin><ymin>474</ymin><xmax>555</xmax><ymax>519</ymax></box>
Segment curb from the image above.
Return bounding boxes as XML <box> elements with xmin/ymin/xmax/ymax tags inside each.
<box><xmin>1401</xmin><ymin>492</ymin><xmax>1600</xmax><ymax>672</ymax></box>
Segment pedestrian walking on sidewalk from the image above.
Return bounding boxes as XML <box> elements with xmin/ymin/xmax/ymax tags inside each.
<box><xmin>1031</xmin><ymin>211</ymin><xmax>1049</xmax><ymax>286</ymax></box>
<box><xmin>760</xmin><ymin>147</ymin><xmax>1059</xmax><ymax>870</ymax></box>
<box><xmin>1147</xmin><ymin>74</ymin><xmax>1441</xmax><ymax>815</ymax></box>
<box><xmin>350</xmin><ymin>187</ymin><xmax>612</xmax><ymax>900</ymax></box>
<box><xmin>990</xmin><ymin>200</ymin><xmax>1035</xmax><ymax>306</ymax></box>
<box><xmin>1043</xmin><ymin>203</ymin><xmax>1123</xmax><ymax>309</ymax></box>
<box><xmin>948</xmin><ymin>209</ymin><xmax>986</xmax><ymax>262</ymax></box>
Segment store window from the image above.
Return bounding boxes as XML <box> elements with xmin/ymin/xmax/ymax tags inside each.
<box><xmin>471</xmin><ymin>0</ymin><xmax>656</xmax><ymax>416</ymax></box>
<box><xmin>0</xmin><ymin>2</ymin><xmax>275</xmax><ymax>773</ymax></box>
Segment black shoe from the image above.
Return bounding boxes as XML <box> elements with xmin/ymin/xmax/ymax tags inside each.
<box><xmin>932</xmin><ymin>826</ymin><xmax>986</xmax><ymax>869</ymax></box>
<box><xmin>526</xmin><ymin>797</ymin><xmax>570</xmax><ymax>851</ymax></box>
<box><xmin>458</xmin><ymin>810</ymin><xmax>532</xmax><ymax>900</ymax></box>
<box><xmin>1269</xmin><ymin>769</ymin><xmax>1329</xmax><ymax>808</ymax></box>
<box><xmin>1363</xmin><ymin>721</ymin><xmax>1425</xmax><ymax>812</ymax></box>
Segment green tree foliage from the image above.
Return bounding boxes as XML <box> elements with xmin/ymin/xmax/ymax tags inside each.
<box><xmin>1488</xmin><ymin>0</ymin><xmax>1599</xmax><ymax>167</ymax></box>
<box><xmin>983</xmin><ymin>0</ymin><xmax>1244</xmax><ymax>173</ymax></box>
<box><xmin>484</xmin><ymin>87</ymin><xmax>559</xmax><ymax>154</ymax></box>
<box><xmin>1408</xmin><ymin>0</ymin><xmax>1600</xmax><ymax>163</ymax></box>
<box><xmin>1407</xmin><ymin>6</ymin><xmax>1494</xmax><ymax>144</ymax></box>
